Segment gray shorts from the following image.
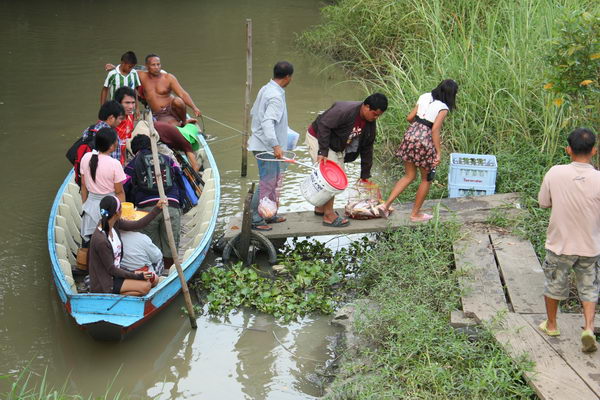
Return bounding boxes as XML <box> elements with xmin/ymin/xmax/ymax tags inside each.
<box><xmin>542</xmin><ymin>250</ymin><xmax>600</xmax><ymax>303</ymax></box>
<box><xmin>139</xmin><ymin>205</ymin><xmax>181</xmax><ymax>258</ymax></box>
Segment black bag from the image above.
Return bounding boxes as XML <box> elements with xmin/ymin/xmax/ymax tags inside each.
<box><xmin>66</xmin><ymin>124</ymin><xmax>97</xmax><ymax>165</ymax></box>
<box><xmin>133</xmin><ymin>151</ymin><xmax>175</xmax><ymax>195</ymax></box>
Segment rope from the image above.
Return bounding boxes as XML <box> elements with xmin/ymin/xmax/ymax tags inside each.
<box><xmin>203</xmin><ymin>114</ymin><xmax>245</xmax><ymax>135</ymax></box>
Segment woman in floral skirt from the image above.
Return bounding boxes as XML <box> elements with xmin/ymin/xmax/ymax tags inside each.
<box><xmin>378</xmin><ymin>79</ymin><xmax>458</xmax><ymax>222</ymax></box>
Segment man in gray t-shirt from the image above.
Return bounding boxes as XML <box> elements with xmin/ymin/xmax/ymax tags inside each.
<box><xmin>537</xmin><ymin>127</ymin><xmax>600</xmax><ymax>353</ymax></box>
<box><xmin>120</xmin><ymin>231</ymin><xmax>164</xmax><ymax>277</ymax></box>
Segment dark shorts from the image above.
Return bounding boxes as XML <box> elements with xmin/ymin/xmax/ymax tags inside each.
<box><xmin>155</xmin><ymin>100</ymin><xmax>182</xmax><ymax>124</ymax></box>
<box><xmin>112</xmin><ymin>277</ymin><xmax>125</xmax><ymax>294</ymax></box>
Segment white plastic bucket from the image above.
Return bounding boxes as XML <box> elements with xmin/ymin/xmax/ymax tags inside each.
<box><xmin>300</xmin><ymin>161</ymin><xmax>348</xmax><ymax>206</ymax></box>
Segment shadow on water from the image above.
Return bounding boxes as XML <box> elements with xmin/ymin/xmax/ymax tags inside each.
<box><xmin>0</xmin><ymin>0</ymin><xmax>362</xmax><ymax>398</ymax></box>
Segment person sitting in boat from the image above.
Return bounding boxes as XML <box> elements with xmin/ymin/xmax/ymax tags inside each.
<box><xmin>80</xmin><ymin>128</ymin><xmax>127</xmax><ymax>244</ymax></box>
<box><xmin>153</xmin><ymin>121</ymin><xmax>202</xmax><ymax>172</ymax></box>
<box><xmin>74</xmin><ymin>101</ymin><xmax>125</xmax><ymax>184</ymax></box>
<box><xmin>88</xmin><ymin>195</ymin><xmax>164</xmax><ymax>296</ymax></box>
<box><xmin>123</xmin><ymin>134</ymin><xmax>183</xmax><ymax>271</ymax></box>
<box><xmin>120</xmin><ymin>230</ymin><xmax>164</xmax><ymax>282</ymax></box>
<box><xmin>114</xmin><ymin>86</ymin><xmax>137</xmax><ymax>164</ymax></box>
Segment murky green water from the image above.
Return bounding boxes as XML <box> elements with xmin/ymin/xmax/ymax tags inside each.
<box><xmin>0</xmin><ymin>1</ymin><xmax>363</xmax><ymax>398</ymax></box>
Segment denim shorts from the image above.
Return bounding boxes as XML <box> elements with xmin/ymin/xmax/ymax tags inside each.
<box><xmin>542</xmin><ymin>250</ymin><xmax>600</xmax><ymax>303</ymax></box>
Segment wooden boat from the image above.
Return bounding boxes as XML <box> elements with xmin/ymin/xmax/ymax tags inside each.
<box><xmin>47</xmin><ymin>132</ymin><xmax>219</xmax><ymax>341</ymax></box>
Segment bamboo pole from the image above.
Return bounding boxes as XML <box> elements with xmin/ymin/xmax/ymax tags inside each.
<box><xmin>241</xmin><ymin>18</ymin><xmax>253</xmax><ymax>177</ymax></box>
<box><xmin>146</xmin><ymin>113</ymin><xmax>197</xmax><ymax>329</ymax></box>
<box><xmin>239</xmin><ymin>182</ymin><xmax>255</xmax><ymax>266</ymax></box>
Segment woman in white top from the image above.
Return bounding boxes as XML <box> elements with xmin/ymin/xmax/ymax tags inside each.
<box><xmin>378</xmin><ymin>79</ymin><xmax>458</xmax><ymax>222</ymax></box>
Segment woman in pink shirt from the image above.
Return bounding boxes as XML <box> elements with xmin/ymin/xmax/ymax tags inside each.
<box><xmin>80</xmin><ymin>128</ymin><xmax>126</xmax><ymax>242</ymax></box>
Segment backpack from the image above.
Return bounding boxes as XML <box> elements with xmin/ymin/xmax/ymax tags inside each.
<box><xmin>67</xmin><ymin>124</ymin><xmax>98</xmax><ymax>186</ymax></box>
<box><xmin>133</xmin><ymin>151</ymin><xmax>174</xmax><ymax>195</ymax></box>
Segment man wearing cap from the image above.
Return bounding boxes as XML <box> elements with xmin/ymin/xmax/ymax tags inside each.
<box><xmin>247</xmin><ymin>61</ymin><xmax>295</xmax><ymax>231</ymax></box>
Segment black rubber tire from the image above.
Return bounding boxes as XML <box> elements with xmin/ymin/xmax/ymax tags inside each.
<box><xmin>222</xmin><ymin>231</ymin><xmax>277</xmax><ymax>265</ymax></box>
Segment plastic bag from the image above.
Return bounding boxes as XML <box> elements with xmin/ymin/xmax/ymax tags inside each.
<box><xmin>258</xmin><ymin>197</ymin><xmax>278</xmax><ymax>220</ymax></box>
<box><xmin>345</xmin><ymin>180</ymin><xmax>383</xmax><ymax>220</ymax></box>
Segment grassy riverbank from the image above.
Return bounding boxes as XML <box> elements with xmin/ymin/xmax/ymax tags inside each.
<box><xmin>302</xmin><ymin>0</ymin><xmax>599</xmax><ymax>255</ymax></box>
<box><xmin>299</xmin><ymin>0</ymin><xmax>598</xmax><ymax>398</ymax></box>
<box><xmin>325</xmin><ymin>223</ymin><xmax>534</xmax><ymax>399</ymax></box>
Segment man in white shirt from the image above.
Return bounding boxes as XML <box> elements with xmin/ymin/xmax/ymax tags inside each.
<box><xmin>247</xmin><ymin>61</ymin><xmax>294</xmax><ymax>231</ymax></box>
<box><xmin>538</xmin><ymin>127</ymin><xmax>600</xmax><ymax>353</ymax></box>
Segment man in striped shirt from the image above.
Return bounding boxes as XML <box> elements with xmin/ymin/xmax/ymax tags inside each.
<box><xmin>100</xmin><ymin>51</ymin><xmax>141</xmax><ymax>105</ymax></box>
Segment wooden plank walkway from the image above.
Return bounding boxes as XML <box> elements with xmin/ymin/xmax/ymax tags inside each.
<box><xmin>455</xmin><ymin>229</ymin><xmax>600</xmax><ymax>400</ymax></box>
<box><xmin>224</xmin><ymin>192</ymin><xmax>522</xmax><ymax>240</ymax></box>
<box><xmin>490</xmin><ymin>232</ymin><xmax>546</xmax><ymax>314</ymax></box>
<box><xmin>453</xmin><ymin>231</ymin><xmax>507</xmax><ymax>321</ymax></box>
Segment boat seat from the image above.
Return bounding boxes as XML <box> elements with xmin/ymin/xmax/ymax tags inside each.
<box><xmin>55</xmin><ymin>225</ymin><xmax>78</xmax><ymax>258</ymax></box>
<box><xmin>184</xmin><ymin>218</ymin><xmax>210</xmax><ymax>241</ymax></box>
<box><xmin>66</xmin><ymin>183</ymin><xmax>83</xmax><ymax>214</ymax></box>
<box><xmin>64</xmin><ymin>274</ymin><xmax>77</xmax><ymax>294</ymax></box>
<box><xmin>203</xmin><ymin>179</ymin><xmax>215</xmax><ymax>193</ymax></box>
<box><xmin>62</xmin><ymin>193</ymin><xmax>82</xmax><ymax>220</ymax></box>
<box><xmin>182</xmin><ymin>248</ymin><xmax>194</xmax><ymax>262</ymax></box>
<box><xmin>55</xmin><ymin>243</ymin><xmax>76</xmax><ymax>267</ymax></box>
<box><xmin>203</xmin><ymin>168</ymin><xmax>212</xmax><ymax>181</ymax></box>
<box><xmin>59</xmin><ymin>200</ymin><xmax>82</xmax><ymax>228</ymax></box>
<box><xmin>190</xmin><ymin>223</ymin><xmax>210</xmax><ymax>249</ymax></box>
<box><xmin>56</xmin><ymin>215</ymin><xmax>81</xmax><ymax>248</ymax></box>
<box><xmin>58</xmin><ymin>258</ymin><xmax>74</xmax><ymax>281</ymax></box>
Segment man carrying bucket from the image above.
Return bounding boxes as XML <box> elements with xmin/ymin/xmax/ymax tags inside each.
<box><xmin>247</xmin><ymin>61</ymin><xmax>295</xmax><ymax>231</ymax></box>
<box><xmin>305</xmin><ymin>93</ymin><xmax>388</xmax><ymax>227</ymax></box>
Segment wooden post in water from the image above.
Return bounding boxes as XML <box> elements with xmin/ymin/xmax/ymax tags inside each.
<box><xmin>241</xmin><ymin>18</ymin><xmax>253</xmax><ymax>177</ymax></box>
<box><xmin>146</xmin><ymin>113</ymin><xmax>197</xmax><ymax>329</ymax></box>
<box><xmin>239</xmin><ymin>183</ymin><xmax>255</xmax><ymax>266</ymax></box>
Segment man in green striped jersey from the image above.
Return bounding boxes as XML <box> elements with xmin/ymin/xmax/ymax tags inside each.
<box><xmin>100</xmin><ymin>51</ymin><xmax>141</xmax><ymax>105</ymax></box>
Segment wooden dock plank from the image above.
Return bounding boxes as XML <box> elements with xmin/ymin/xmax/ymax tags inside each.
<box><xmin>453</xmin><ymin>230</ymin><xmax>508</xmax><ymax>322</ymax></box>
<box><xmin>492</xmin><ymin>313</ymin><xmax>599</xmax><ymax>400</ymax></box>
<box><xmin>522</xmin><ymin>313</ymin><xmax>600</xmax><ymax>397</ymax></box>
<box><xmin>224</xmin><ymin>192</ymin><xmax>522</xmax><ymax>239</ymax></box>
<box><xmin>490</xmin><ymin>233</ymin><xmax>546</xmax><ymax>314</ymax></box>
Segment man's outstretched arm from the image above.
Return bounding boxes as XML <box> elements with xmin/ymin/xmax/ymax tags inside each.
<box><xmin>169</xmin><ymin>74</ymin><xmax>201</xmax><ymax>117</ymax></box>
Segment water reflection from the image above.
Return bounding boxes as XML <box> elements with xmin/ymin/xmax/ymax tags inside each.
<box><xmin>0</xmin><ymin>0</ymin><xmax>361</xmax><ymax>398</ymax></box>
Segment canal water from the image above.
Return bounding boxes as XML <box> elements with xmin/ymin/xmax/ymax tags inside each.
<box><xmin>0</xmin><ymin>1</ymin><xmax>364</xmax><ymax>398</ymax></box>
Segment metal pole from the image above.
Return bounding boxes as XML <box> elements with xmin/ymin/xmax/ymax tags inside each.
<box><xmin>146</xmin><ymin>113</ymin><xmax>197</xmax><ymax>329</ymax></box>
<box><xmin>241</xmin><ymin>18</ymin><xmax>253</xmax><ymax>177</ymax></box>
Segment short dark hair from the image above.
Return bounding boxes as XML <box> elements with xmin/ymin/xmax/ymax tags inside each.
<box><xmin>131</xmin><ymin>134</ymin><xmax>151</xmax><ymax>155</ymax></box>
<box><xmin>114</xmin><ymin>86</ymin><xmax>136</xmax><ymax>104</ymax></box>
<box><xmin>98</xmin><ymin>100</ymin><xmax>125</xmax><ymax>121</ymax></box>
<box><xmin>273</xmin><ymin>61</ymin><xmax>294</xmax><ymax>79</ymax></box>
<box><xmin>568</xmin><ymin>128</ymin><xmax>596</xmax><ymax>155</ymax></box>
<box><xmin>121</xmin><ymin>51</ymin><xmax>137</xmax><ymax>65</ymax></box>
<box><xmin>145</xmin><ymin>53</ymin><xmax>159</xmax><ymax>64</ymax></box>
<box><xmin>431</xmin><ymin>79</ymin><xmax>458</xmax><ymax>111</ymax></box>
<box><xmin>363</xmin><ymin>93</ymin><xmax>388</xmax><ymax>112</ymax></box>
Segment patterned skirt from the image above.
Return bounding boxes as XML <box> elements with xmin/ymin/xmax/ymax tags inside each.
<box><xmin>395</xmin><ymin>122</ymin><xmax>436</xmax><ymax>171</ymax></box>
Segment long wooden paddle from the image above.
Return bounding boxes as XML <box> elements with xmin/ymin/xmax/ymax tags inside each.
<box><xmin>146</xmin><ymin>112</ymin><xmax>197</xmax><ymax>329</ymax></box>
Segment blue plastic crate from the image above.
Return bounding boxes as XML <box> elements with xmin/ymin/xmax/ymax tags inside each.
<box><xmin>448</xmin><ymin>183</ymin><xmax>495</xmax><ymax>198</ymax></box>
<box><xmin>448</xmin><ymin>153</ymin><xmax>497</xmax><ymax>189</ymax></box>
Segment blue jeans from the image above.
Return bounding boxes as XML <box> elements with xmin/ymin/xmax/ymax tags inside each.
<box><xmin>251</xmin><ymin>151</ymin><xmax>283</xmax><ymax>225</ymax></box>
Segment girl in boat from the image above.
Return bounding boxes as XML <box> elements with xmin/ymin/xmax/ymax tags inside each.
<box><xmin>80</xmin><ymin>128</ymin><xmax>126</xmax><ymax>243</ymax></box>
<box><xmin>88</xmin><ymin>195</ymin><xmax>164</xmax><ymax>295</ymax></box>
<box><xmin>378</xmin><ymin>79</ymin><xmax>458</xmax><ymax>222</ymax></box>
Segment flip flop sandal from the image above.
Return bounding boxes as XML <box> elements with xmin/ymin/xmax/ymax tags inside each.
<box><xmin>410</xmin><ymin>213</ymin><xmax>433</xmax><ymax>223</ymax></box>
<box><xmin>266</xmin><ymin>215</ymin><xmax>287</xmax><ymax>224</ymax></box>
<box><xmin>581</xmin><ymin>330</ymin><xmax>597</xmax><ymax>353</ymax></box>
<box><xmin>322</xmin><ymin>216</ymin><xmax>350</xmax><ymax>227</ymax></box>
<box><xmin>252</xmin><ymin>224</ymin><xmax>272</xmax><ymax>232</ymax></box>
<box><xmin>538</xmin><ymin>320</ymin><xmax>560</xmax><ymax>336</ymax></box>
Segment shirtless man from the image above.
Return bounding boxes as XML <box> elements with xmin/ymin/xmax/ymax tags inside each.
<box><xmin>139</xmin><ymin>54</ymin><xmax>201</xmax><ymax>126</ymax></box>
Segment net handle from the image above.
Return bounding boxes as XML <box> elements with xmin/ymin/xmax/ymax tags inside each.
<box><xmin>254</xmin><ymin>151</ymin><xmax>315</xmax><ymax>169</ymax></box>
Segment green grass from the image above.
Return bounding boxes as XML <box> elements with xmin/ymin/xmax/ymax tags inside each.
<box><xmin>324</xmin><ymin>223</ymin><xmax>535</xmax><ymax>399</ymax></box>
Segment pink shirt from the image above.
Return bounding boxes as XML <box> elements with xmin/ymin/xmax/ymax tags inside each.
<box><xmin>80</xmin><ymin>152</ymin><xmax>127</xmax><ymax>194</ymax></box>
<box><xmin>538</xmin><ymin>162</ymin><xmax>600</xmax><ymax>257</ymax></box>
